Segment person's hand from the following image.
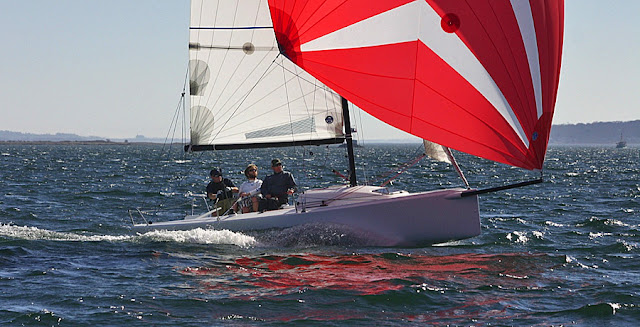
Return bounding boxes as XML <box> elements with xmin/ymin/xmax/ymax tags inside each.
<box><xmin>286</xmin><ymin>188</ymin><xmax>294</xmax><ymax>195</ymax></box>
<box><xmin>265</xmin><ymin>194</ymin><xmax>272</xmax><ymax>199</ymax></box>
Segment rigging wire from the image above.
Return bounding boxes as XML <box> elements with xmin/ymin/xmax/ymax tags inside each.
<box><xmin>279</xmin><ymin>55</ymin><xmax>305</xmax><ymax>195</ymax></box>
<box><xmin>138</xmin><ymin>67</ymin><xmax>212</xmax><ymax>217</ymax></box>
<box><xmin>208</xmin><ymin>57</ymin><xmax>279</xmax><ymax>142</ymax></box>
<box><xmin>274</xmin><ymin>58</ymin><xmax>358</xmax><ymax>186</ymax></box>
<box><xmin>370</xmin><ymin>144</ymin><xmax>426</xmax><ymax>186</ymax></box>
<box><xmin>353</xmin><ymin>104</ymin><xmax>369</xmax><ymax>185</ymax></box>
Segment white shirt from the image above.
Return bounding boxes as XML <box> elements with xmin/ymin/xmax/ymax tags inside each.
<box><xmin>239</xmin><ymin>179</ymin><xmax>262</xmax><ymax>196</ymax></box>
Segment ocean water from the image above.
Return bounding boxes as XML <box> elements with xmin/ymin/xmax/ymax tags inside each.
<box><xmin>1</xmin><ymin>144</ymin><xmax>638</xmax><ymax>326</ymax></box>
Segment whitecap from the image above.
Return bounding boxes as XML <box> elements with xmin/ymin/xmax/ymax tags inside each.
<box><xmin>500</xmin><ymin>273</ymin><xmax>528</xmax><ymax>279</ymax></box>
<box><xmin>411</xmin><ymin>283</ymin><xmax>447</xmax><ymax>293</ymax></box>
<box><xmin>564</xmin><ymin>255</ymin><xmax>591</xmax><ymax>269</ymax></box>
<box><xmin>606</xmin><ymin>219</ymin><xmax>628</xmax><ymax>227</ymax></box>
<box><xmin>506</xmin><ymin>231</ymin><xmax>528</xmax><ymax>244</ymax></box>
<box><xmin>545</xmin><ymin>220</ymin><xmax>564</xmax><ymax>227</ymax></box>
<box><xmin>619</xmin><ymin>240</ymin><xmax>638</xmax><ymax>252</ymax></box>
<box><xmin>608</xmin><ymin>302</ymin><xmax>621</xmax><ymax>315</ymax></box>
<box><xmin>589</xmin><ymin>232</ymin><xmax>604</xmax><ymax>239</ymax></box>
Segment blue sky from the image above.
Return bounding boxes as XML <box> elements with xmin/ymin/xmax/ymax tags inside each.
<box><xmin>0</xmin><ymin>0</ymin><xmax>638</xmax><ymax>140</ymax></box>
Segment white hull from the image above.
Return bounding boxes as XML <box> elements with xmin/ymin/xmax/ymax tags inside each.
<box><xmin>132</xmin><ymin>186</ymin><xmax>481</xmax><ymax>246</ymax></box>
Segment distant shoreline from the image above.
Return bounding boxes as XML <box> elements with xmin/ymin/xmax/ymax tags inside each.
<box><xmin>0</xmin><ymin>140</ymin><xmax>165</xmax><ymax>146</ymax></box>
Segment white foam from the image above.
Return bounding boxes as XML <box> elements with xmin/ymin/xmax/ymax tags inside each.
<box><xmin>564</xmin><ymin>255</ymin><xmax>592</xmax><ymax>269</ymax></box>
<box><xmin>137</xmin><ymin>228</ymin><xmax>256</xmax><ymax>248</ymax></box>
<box><xmin>545</xmin><ymin>220</ymin><xmax>564</xmax><ymax>227</ymax></box>
<box><xmin>608</xmin><ymin>303</ymin><xmax>621</xmax><ymax>315</ymax></box>
<box><xmin>0</xmin><ymin>224</ymin><xmax>254</xmax><ymax>247</ymax></box>
<box><xmin>0</xmin><ymin>224</ymin><xmax>132</xmax><ymax>242</ymax></box>
<box><xmin>506</xmin><ymin>231</ymin><xmax>529</xmax><ymax>244</ymax></box>
<box><xmin>532</xmin><ymin>230</ymin><xmax>544</xmax><ymax>239</ymax></box>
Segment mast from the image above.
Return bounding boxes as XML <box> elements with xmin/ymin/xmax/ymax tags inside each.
<box><xmin>341</xmin><ymin>97</ymin><xmax>357</xmax><ymax>187</ymax></box>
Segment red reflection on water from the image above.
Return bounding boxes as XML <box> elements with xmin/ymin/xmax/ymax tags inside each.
<box><xmin>177</xmin><ymin>252</ymin><xmax>550</xmax><ymax>323</ymax></box>
<box><xmin>180</xmin><ymin>252</ymin><xmax>544</xmax><ymax>299</ymax></box>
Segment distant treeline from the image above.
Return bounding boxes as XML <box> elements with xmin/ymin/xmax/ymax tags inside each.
<box><xmin>0</xmin><ymin>131</ymin><xmax>164</xmax><ymax>143</ymax></box>
<box><xmin>550</xmin><ymin>120</ymin><xmax>640</xmax><ymax>145</ymax></box>
<box><xmin>0</xmin><ymin>131</ymin><xmax>104</xmax><ymax>142</ymax></box>
<box><xmin>2</xmin><ymin>120</ymin><xmax>640</xmax><ymax>145</ymax></box>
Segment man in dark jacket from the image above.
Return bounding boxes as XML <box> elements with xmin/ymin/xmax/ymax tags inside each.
<box><xmin>259</xmin><ymin>159</ymin><xmax>296</xmax><ymax>211</ymax></box>
<box><xmin>206</xmin><ymin>168</ymin><xmax>238</xmax><ymax>215</ymax></box>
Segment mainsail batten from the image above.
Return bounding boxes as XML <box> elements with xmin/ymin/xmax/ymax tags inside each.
<box><xmin>267</xmin><ymin>0</ymin><xmax>564</xmax><ymax>170</ymax></box>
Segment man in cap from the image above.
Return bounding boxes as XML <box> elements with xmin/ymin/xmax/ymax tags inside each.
<box><xmin>206</xmin><ymin>168</ymin><xmax>238</xmax><ymax>215</ymax></box>
<box><xmin>259</xmin><ymin>159</ymin><xmax>296</xmax><ymax>211</ymax></box>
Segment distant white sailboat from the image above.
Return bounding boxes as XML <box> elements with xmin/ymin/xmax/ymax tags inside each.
<box><xmin>616</xmin><ymin>133</ymin><xmax>627</xmax><ymax>148</ymax></box>
<box><xmin>131</xmin><ymin>0</ymin><xmax>565</xmax><ymax>246</ymax></box>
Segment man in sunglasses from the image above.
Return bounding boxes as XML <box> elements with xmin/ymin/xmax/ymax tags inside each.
<box><xmin>259</xmin><ymin>158</ymin><xmax>296</xmax><ymax>212</ymax></box>
<box><xmin>236</xmin><ymin>164</ymin><xmax>263</xmax><ymax>213</ymax></box>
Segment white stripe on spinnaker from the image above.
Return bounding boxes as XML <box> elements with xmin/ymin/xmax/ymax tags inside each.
<box><xmin>301</xmin><ymin>1</ymin><xmax>419</xmax><ymax>51</ymax></box>
<box><xmin>300</xmin><ymin>0</ymin><xmax>530</xmax><ymax>148</ymax></box>
<box><xmin>511</xmin><ymin>0</ymin><xmax>543</xmax><ymax>119</ymax></box>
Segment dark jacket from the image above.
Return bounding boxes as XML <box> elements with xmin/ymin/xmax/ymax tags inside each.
<box><xmin>206</xmin><ymin>178</ymin><xmax>235</xmax><ymax>200</ymax></box>
<box><xmin>261</xmin><ymin>171</ymin><xmax>296</xmax><ymax>203</ymax></box>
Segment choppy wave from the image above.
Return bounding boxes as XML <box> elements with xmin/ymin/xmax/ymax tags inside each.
<box><xmin>2</xmin><ymin>144</ymin><xmax>640</xmax><ymax>325</ymax></box>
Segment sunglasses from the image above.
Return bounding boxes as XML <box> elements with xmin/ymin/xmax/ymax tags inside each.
<box><xmin>248</xmin><ymin>169</ymin><xmax>257</xmax><ymax>172</ymax></box>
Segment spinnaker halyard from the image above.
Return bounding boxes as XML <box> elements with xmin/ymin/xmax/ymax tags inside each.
<box><xmin>132</xmin><ymin>0</ymin><xmax>564</xmax><ymax>246</ymax></box>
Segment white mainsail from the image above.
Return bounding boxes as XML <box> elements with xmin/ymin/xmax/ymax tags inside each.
<box><xmin>188</xmin><ymin>0</ymin><xmax>344</xmax><ymax>150</ymax></box>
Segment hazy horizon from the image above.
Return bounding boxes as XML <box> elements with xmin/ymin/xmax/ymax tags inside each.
<box><xmin>3</xmin><ymin>119</ymin><xmax>639</xmax><ymax>144</ymax></box>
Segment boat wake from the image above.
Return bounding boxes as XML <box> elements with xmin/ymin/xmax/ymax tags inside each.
<box><xmin>136</xmin><ymin>228</ymin><xmax>256</xmax><ymax>248</ymax></box>
<box><xmin>0</xmin><ymin>224</ymin><xmax>255</xmax><ymax>248</ymax></box>
<box><xmin>0</xmin><ymin>223</ymin><xmax>131</xmax><ymax>242</ymax></box>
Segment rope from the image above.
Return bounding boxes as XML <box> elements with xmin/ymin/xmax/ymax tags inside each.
<box><xmin>371</xmin><ymin>144</ymin><xmax>425</xmax><ymax>185</ymax></box>
<box><xmin>380</xmin><ymin>153</ymin><xmax>427</xmax><ymax>187</ymax></box>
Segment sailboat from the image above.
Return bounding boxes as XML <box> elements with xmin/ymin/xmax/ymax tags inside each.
<box><xmin>131</xmin><ymin>0</ymin><xmax>564</xmax><ymax>247</ymax></box>
<box><xmin>616</xmin><ymin>132</ymin><xmax>627</xmax><ymax>148</ymax></box>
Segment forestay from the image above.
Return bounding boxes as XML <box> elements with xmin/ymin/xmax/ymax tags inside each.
<box><xmin>267</xmin><ymin>0</ymin><xmax>564</xmax><ymax>170</ymax></box>
<box><xmin>188</xmin><ymin>0</ymin><xmax>345</xmax><ymax>151</ymax></box>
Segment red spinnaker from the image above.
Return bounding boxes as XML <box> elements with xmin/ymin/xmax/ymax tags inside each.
<box><xmin>268</xmin><ymin>0</ymin><xmax>564</xmax><ymax>170</ymax></box>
